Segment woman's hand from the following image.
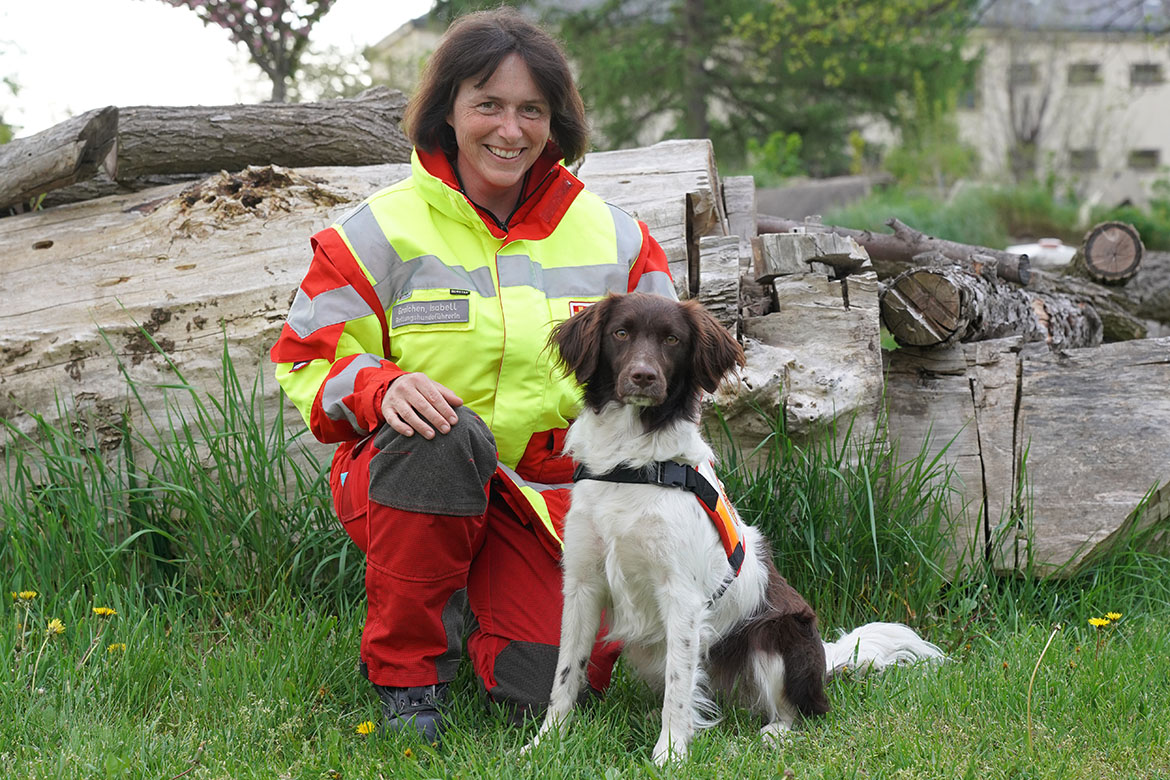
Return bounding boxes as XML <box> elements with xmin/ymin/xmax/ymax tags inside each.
<box><xmin>380</xmin><ymin>373</ymin><xmax>464</xmax><ymax>439</ymax></box>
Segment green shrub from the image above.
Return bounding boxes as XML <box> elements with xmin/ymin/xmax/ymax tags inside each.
<box><xmin>824</xmin><ymin>184</ymin><xmax>1008</xmax><ymax>248</ymax></box>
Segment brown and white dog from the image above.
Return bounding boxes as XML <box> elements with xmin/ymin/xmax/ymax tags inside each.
<box><xmin>526</xmin><ymin>293</ymin><xmax>942</xmax><ymax>764</ymax></box>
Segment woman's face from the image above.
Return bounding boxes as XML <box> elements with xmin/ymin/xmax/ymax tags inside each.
<box><xmin>447</xmin><ymin>52</ymin><xmax>552</xmax><ymax>216</ymax></box>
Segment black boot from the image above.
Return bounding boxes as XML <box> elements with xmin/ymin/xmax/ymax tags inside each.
<box><xmin>373</xmin><ymin>683</ymin><xmax>448</xmax><ymax>743</ymax></box>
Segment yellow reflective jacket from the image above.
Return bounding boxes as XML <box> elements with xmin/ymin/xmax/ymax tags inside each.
<box><xmin>271</xmin><ymin>143</ymin><xmax>675</xmax><ymax>552</ymax></box>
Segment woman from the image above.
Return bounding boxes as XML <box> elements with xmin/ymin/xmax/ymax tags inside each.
<box><xmin>270</xmin><ymin>8</ymin><xmax>675</xmax><ymax>741</ymax></box>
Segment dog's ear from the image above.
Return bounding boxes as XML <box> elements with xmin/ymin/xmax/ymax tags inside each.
<box><xmin>549</xmin><ymin>296</ymin><xmax>615</xmax><ymax>385</ymax></box>
<box><xmin>684</xmin><ymin>300</ymin><xmax>745</xmax><ymax>393</ymax></box>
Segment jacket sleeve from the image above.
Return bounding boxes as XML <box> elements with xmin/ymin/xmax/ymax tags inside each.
<box><xmin>626</xmin><ymin>220</ymin><xmax>678</xmax><ymax>300</ymax></box>
<box><xmin>270</xmin><ymin>226</ymin><xmax>405</xmax><ymax>444</ymax></box>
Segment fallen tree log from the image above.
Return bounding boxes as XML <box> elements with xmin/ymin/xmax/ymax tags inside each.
<box><xmin>577</xmin><ymin>138</ymin><xmax>727</xmax><ymax>296</ymax></box>
<box><xmin>0</xmin><ymin>106</ymin><xmax>118</xmax><ymax>211</ymax></box>
<box><xmin>758</xmin><ymin>214</ymin><xmax>1032</xmax><ymax>286</ymax></box>
<box><xmin>0</xmin><ymin>163</ymin><xmax>409</xmax><ymax>456</ymax></box>
<box><xmin>881</xmin><ymin>265</ymin><xmax>1103</xmax><ymax>348</ymax></box>
<box><xmin>1028</xmin><ymin>269</ymin><xmax>1150</xmax><ymax>342</ymax></box>
<box><xmin>6</xmin><ymin>88</ymin><xmax>411</xmax><ymax>210</ymax></box>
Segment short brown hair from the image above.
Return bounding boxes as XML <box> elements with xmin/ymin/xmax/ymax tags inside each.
<box><xmin>403</xmin><ymin>7</ymin><xmax>589</xmax><ymax>164</ymax></box>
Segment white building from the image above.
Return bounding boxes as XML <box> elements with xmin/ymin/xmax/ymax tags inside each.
<box><xmin>957</xmin><ymin>0</ymin><xmax>1170</xmax><ymax>206</ymax></box>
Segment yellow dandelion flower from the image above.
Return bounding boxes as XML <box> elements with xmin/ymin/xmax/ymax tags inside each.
<box><xmin>403</xmin><ymin>748</ymin><xmax>413</xmax><ymax>759</ymax></box>
<box><xmin>355</xmin><ymin>720</ymin><xmax>377</xmax><ymax>735</ymax></box>
<box><xmin>46</xmin><ymin>618</ymin><xmax>65</xmax><ymax>635</ymax></box>
<box><xmin>1088</xmin><ymin>617</ymin><xmax>1110</xmax><ymax>627</ymax></box>
<box><xmin>107</xmin><ymin>643</ymin><xmax>126</xmax><ymax>654</ymax></box>
<box><xmin>92</xmin><ymin>607</ymin><xmax>117</xmax><ymax>617</ymax></box>
<box><xmin>12</xmin><ymin>590</ymin><xmax>38</xmax><ymax>601</ymax></box>
<box><xmin>1105</xmin><ymin>612</ymin><xmax>1122</xmax><ymax>621</ymax></box>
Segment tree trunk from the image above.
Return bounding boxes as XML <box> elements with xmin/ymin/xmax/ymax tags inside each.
<box><xmin>5</xmin><ymin>88</ymin><xmax>411</xmax><ymax>210</ymax></box>
<box><xmin>0</xmin><ymin>106</ymin><xmax>118</xmax><ymax>211</ymax></box>
<box><xmin>881</xmin><ymin>265</ymin><xmax>1102</xmax><ymax>348</ymax></box>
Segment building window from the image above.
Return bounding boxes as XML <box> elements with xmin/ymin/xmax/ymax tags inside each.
<box><xmin>1069</xmin><ymin>149</ymin><xmax>1099</xmax><ymax>171</ymax></box>
<box><xmin>1128</xmin><ymin>149</ymin><xmax>1161</xmax><ymax>170</ymax></box>
<box><xmin>1131</xmin><ymin>63</ymin><xmax>1164</xmax><ymax>86</ymax></box>
<box><xmin>1067</xmin><ymin>63</ymin><xmax>1101</xmax><ymax>85</ymax></box>
<box><xmin>1009</xmin><ymin>62</ymin><xmax>1039</xmax><ymax>87</ymax></box>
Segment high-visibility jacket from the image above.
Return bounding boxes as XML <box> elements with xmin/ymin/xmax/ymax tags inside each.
<box><xmin>270</xmin><ymin>142</ymin><xmax>675</xmax><ymax>553</ymax></box>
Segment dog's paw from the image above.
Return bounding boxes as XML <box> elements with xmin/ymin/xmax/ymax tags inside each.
<box><xmin>759</xmin><ymin>720</ymin><xmax>793</xmax><ymax>747</ymax></box>
<box><xmin>651</xmin><ymin>734</ymin><xmax>688</xmax><ymax>765</ymax></box>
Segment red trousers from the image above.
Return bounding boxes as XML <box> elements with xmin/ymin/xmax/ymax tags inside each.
<box><xmin>329</xmin><ymin>413</ymin><xmax>619</xmax><ymax>710</ymax></box>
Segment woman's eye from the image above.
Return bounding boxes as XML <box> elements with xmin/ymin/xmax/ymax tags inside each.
<box><xmin>477</xmin><ymin>101</ymin><xmax>497</xmax><ymax>111</ymax></box>
<box><xmin>664</xmin><ymin>334</ymin><xmax>679</xmax><ymax>345</ymax></box>
<box><xmin>521</xmin><ymin>105</ymin><xmax>543</xmax><ymax>117</ymax></box>
<box><xmin>614</xmin><ymin>329</ymin><xmax>628</xmax><ymax>340</ymax></box>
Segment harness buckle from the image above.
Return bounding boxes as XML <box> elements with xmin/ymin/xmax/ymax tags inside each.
<box><xmin>656</xmin><ymin>461</ymin><xmax>688</xmax><ymax>488</ymax></box>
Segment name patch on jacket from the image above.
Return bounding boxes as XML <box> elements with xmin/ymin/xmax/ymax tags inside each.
<box><xmin>392</xmin><ymin>299</ymin><xmax>470</xmax><ymax>327</ymax></box>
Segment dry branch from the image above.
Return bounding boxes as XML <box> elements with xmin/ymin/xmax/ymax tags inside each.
<box><xmin>757</xmin><ymin>214</ymin><xmax>1032</xmax><ymax>285</ymax></box>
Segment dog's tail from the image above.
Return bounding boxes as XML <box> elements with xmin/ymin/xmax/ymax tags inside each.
<box><xmin>822</xmin><ymin>622</ymin><xmax>945</xmax><ymax>678</ymax></box>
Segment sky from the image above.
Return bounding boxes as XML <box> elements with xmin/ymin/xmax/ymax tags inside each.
<box><xmin>0</xmin><ymin>0</ymin><xmax>436</xmax><ymax>138</ymax></box>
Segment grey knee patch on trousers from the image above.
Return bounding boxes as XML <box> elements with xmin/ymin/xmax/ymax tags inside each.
<box><xmin>488</xmin><ymin>640</ymin><xmax>560</xmax><ymax>714</ymax></box>
<box><xmin>436</xmin><ymin>588</ymin><xmax>468</xmax><ymax>681</ymax></box>
<box><xmin>368</xmin><ymin>406</ymin><xmax>497</xmax><ymax>515</ymax></box>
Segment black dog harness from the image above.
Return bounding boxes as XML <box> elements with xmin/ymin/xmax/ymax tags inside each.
<box><xmin>573</xmin><ymin>460</ymin><xmax>745</xmax><ymax>604</ymax></box>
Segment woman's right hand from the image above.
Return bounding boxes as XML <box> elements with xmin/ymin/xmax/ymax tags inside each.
<box><xmin>380</xmin><ymin>373</ymin><xmax>464</xmax><ymax>439</ymax></box>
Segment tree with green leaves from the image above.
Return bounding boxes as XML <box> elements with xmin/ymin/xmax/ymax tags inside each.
<box><xmin>429</xmin><ymin>0</ymin><xmax>977</xmax><ymax>176</ymax></box>
<box><xmin>555</xmin><ymin>0</ymin><xmax>979</xmax><ymax>176</ymax></box>
<box><xmin>155</xmin><ymin>0</ymin><xmax>338</xmax><ymax>102</ymax></box>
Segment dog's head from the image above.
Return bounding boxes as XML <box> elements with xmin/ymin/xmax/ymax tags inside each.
<box><xmin>551</xmin><ymin>293</ymin><xmax>745</xmax><ymax>429</ymax></box>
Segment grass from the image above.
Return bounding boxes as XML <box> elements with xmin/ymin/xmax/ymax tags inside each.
<box><xmin>3</xmin><ymin>344</ymin><xmax>1170</xmax><ymax>778</ymax></box>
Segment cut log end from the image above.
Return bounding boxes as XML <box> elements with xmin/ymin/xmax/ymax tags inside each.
<box><xmin>1082</xmin><ymin>221</ymin><xmax>1143</xmax><ymax>284</ymax></box>
<box><xmin>880</xmin><ymin>268</ymin><xmax>964</xmax><ymax>347</ymax></box>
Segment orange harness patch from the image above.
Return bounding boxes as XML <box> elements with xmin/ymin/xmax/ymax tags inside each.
<box><xmin>572</xmin><ymin>460</ymin><xmax>745</xmax><ymax>580</ymax></box>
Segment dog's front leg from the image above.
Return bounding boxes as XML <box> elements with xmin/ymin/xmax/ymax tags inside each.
<box><xmin>524</xmin><ymin>524</ymin><xmax>606</xmax><ymax>754</ymax></box>
<box><xmin>652</xmin><ymin>588</ymin><xmax>705</xmax><ymax>765</ymax></box>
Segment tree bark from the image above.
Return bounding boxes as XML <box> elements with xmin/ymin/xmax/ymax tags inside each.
<box><xmin>881</xmin><ymin>265</ymin><xmax>1102</xmax><ymax>348</ymax></box>
<box><xmin>0</xmin><ymin>106</ymin><xmax>118</xmax><ymax>211</ymax></box>
<box><xmin>757</xmin><ymin>214</ymin><xmax>1032</xmax><ymax>285</ymax></box>
<box><xmin>4</xmin><ymin>88</ymin><xmax>411</xmax><ymax>210</ymax></box>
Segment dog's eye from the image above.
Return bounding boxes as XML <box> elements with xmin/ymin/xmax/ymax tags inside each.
<box><xmin>614</xmin><ymin>328</ymin><xmax>629</xmax><ymax>340</ymax></box>
<box><xmin>664</xmin><ymin>334</ymin><xmax>680</xmax><ymax>345</ymax></box>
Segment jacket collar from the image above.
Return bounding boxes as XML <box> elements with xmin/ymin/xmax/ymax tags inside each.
<box><xmin>413</xmin><ymin>141</ymin><xmax>584</xmax><ymax>241</ymax></box>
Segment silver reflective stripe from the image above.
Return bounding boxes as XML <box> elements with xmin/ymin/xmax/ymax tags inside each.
<box><xmin>286</xmin><ymin>285</ymin><xmax>374</xmax><ymax>339</ymax></box>
<box><xmin>633</xmin><ymin>270</ymin><xmax>679</xmax><ymax>300</ymax></box>
<box><xmin>496</xmin><ymin>462</ymin><xmax>572</xmax><ymax>493</ymax></box>
<box><xmin>340</xmin><ymin>205</ymin><xmax>496</xmax><ymax>307</ymax></box>
<box><xmin>322</xmin><ymin>353</ymin><xmax>384</xmax><ymax>433</ymax></box>
<box><xmin>498</xmin><ymin>254</ymin><xmax>628</xmax><ymax>298</ymax></box>
<box><xmin>608</xmin><ymin>203</ymin><xmax>644</xmax><ymax>266</ymax></box>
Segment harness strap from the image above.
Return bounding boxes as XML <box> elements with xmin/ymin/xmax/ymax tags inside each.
<box><xmin>573</xmin><ymin>460</ymin><xmax>745</xmax><ymax>578</ymax></box>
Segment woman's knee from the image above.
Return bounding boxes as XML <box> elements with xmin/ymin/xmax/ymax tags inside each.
<box><xmin>368</xmin><ymin>407</ymin><xmax>498</xmax><ymax>515</ymax></box>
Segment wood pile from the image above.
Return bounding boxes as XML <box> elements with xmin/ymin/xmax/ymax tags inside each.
<box><xmin>2</xmin><ymin>94</ymin><xmax>1167</xmax><ymax>576</ymax></box>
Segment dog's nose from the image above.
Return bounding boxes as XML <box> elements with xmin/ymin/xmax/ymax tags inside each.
<box><xmin>630</xmin><ymin>364</ymin><xmax>659</xmax><ymax>388</ymax></box>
